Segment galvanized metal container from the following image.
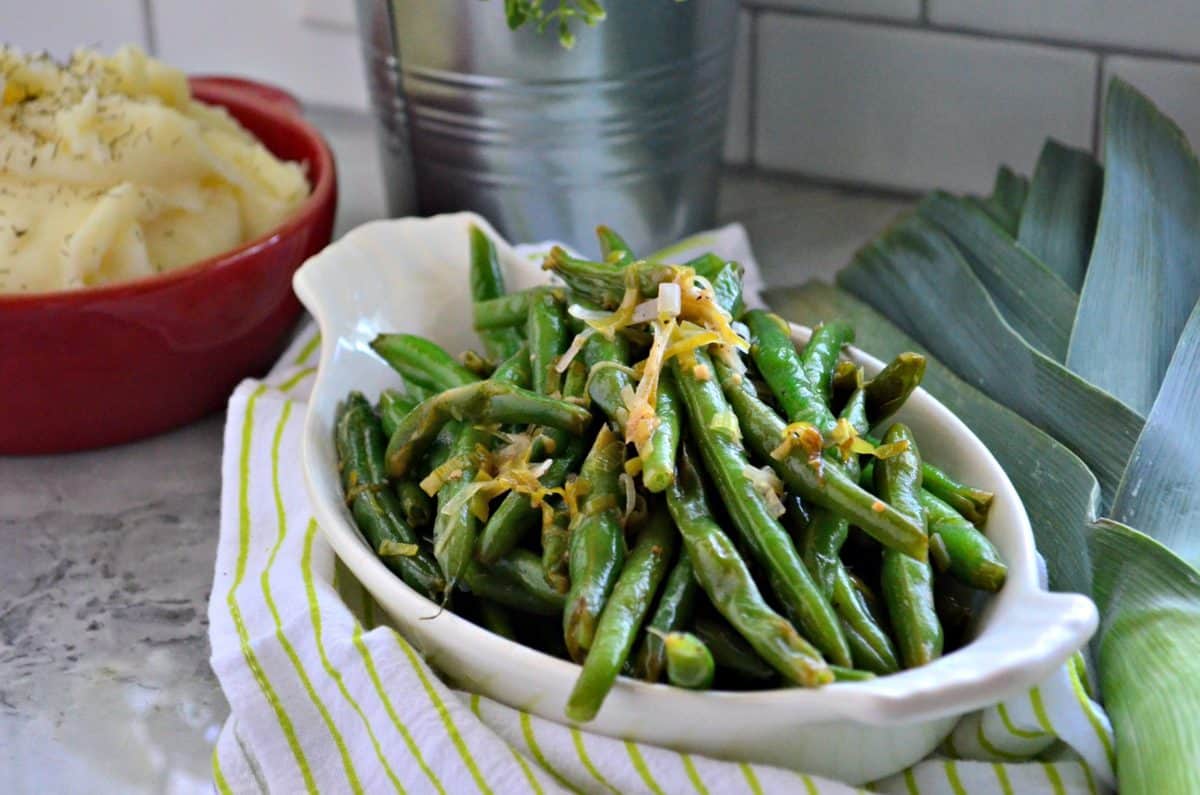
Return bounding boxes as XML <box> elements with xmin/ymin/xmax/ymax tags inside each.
<box><xmin>356</xmin><ymin>0</ymin><xmax>740</xmax><ymax>256</ymax></box>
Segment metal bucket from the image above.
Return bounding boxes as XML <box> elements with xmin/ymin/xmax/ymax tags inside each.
<box><xmin>356</xmin><ymin>0</ymin><xmax>740</xmax><ymax>256</ymax></box>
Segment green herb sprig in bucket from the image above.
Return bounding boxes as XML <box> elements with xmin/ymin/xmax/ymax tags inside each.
<box><xmin>499</xmin><ymin>0</ymin><xmax>686</xmax><ymax>48</ymax></box>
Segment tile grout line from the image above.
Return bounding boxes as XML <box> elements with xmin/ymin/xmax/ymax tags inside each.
<box><xmin>739</xmin><ymin>1</ymin><xmax>1200</xmax><ymax>66</ymax></box>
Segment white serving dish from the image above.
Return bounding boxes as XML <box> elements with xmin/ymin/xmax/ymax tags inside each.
<box><xmin>294</xmin><ymin>212</ymin><xmax>1098</xmax><ymax>785</ymax></box>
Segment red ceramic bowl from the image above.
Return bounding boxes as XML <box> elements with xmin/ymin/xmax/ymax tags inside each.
<box><xmin>0</xmin><ymin>76</ymin><xmax>337</xmax><ymax>454</ymax></box>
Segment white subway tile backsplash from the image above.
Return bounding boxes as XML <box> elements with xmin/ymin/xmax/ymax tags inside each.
<box><xmin>724</xmin><ymin>11</ymin><xmax>754</xmax><ymax>164</ymax></box>
<box><xmin>1</xmin><ymin>0</ymin><xmax>146</xmax><ymax>58</ymax></box>
<box><xmin>755</xmin><ymin>16</ymin><xmax>1097</xmax><ymax>193</ymax></box>
<box><xmin>930</xmin><ymin>0</ymin><xmax>1200</xmax><ymax>59</ymax></box>
<box><xmin>758</xmin><ymin>0</ymin><xmax>920</xmax><ymax>22</ymax></box>
<box><xmin>1103</xmin><ymin>56</ymin><xmax>1200</xmax><ymax>158</ymax></box>
<box><xmin>152</xmin><ymin>0</ymin><xmax>368</xmax><ymax>109</ymax></box>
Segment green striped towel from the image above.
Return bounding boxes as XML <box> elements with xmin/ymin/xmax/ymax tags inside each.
<box><xmin>208</xmin><ymin>229</ymin><xmax>1116</xmax><ymax>794</ymax></box>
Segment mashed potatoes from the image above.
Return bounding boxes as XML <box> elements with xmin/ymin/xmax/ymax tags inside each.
<box><xmin>0</xmin><ymin>46</ymin><xmax>310</xmax><ymax>293</ymax></box>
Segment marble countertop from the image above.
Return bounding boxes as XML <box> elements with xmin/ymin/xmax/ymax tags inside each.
<box><xmin>0</xmin><ymin>108</ymin><xmax>911</xmax><ymax>794</ymax></box>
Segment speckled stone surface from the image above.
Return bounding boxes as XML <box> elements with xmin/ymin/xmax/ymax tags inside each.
<box><xmin>0</xmin><ymin>108</ymin><xmax>911</xmax><ymax>793</ymax></box>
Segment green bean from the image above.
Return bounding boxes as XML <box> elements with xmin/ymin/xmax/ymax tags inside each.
<box><xmin>830</xmin><ymin>361</ymin><xmax>863</xmax><ymax>415</ymax></box>
<box><xmin>920</xmin><ymin>464</ymin><xmax>994</xmax><ymax>527</ymax></box>
<box><xmin>562</xmin><ymin>356</ymin><xmax>589</xmax><ymax>400</ymax></box>
<box><xmin>809</xmin><ymin>347</ymin><xmax>864</xmax><ymax>605</ymax></box>
<box><xmin>541</xmin><ymin>501</ymin><xmax>572</xmax><ymax>594</ymax></box>
<box><xmin>468</xmin><ymin>225</ymin><xmax>506</xmax><ymax>300</ymax></box>
<box><xmin>385</xmin><ymin>381</ymin><xmax>592</xmax><ymax>479</ymax></box>
<box><xmin>544</xmin><ymin>360</ymin><xmax>592</xmax><ymax>571</ymax></box>
<box><xmin>596</xmin><ymin>225</ymin><xmax>636</xmax><ymax>267</ymax></box>
<box><xmin>830</xmin><ymin>665</ymin><xmax>876</xmax><ymax>683</ymax></box>
<box><xmin>334</xmin><ymin>393</ymin><xmax>443</xmax><ymax>599</ymax></box>
<box><xmin>440</xmin><ymin>344</ymin><xmax>532</xmax><ymax>576</ymax></box>
<box><xmin>744</xmin><ymin>310</ymin><xmax>836</xmax><ymax>435</ymax></box>
<box><xmin>714</xmin><ymin>360</ymin><xmax>928</xmax><ymax>561</ymax></box>
<box><xmin>432</xmin><ymin>346</ymin><xmax>529</xmax><ymax>590</ymax></box>
<box><xmin>642</xmin><ymin>369</ymin><xmax>681</xmax><ymax>492</ymax></box>
<box><xmin>476</xmin><ymin>447</ymin><xmax>577</xmax><ymax>565</ymax></box>
<box><xmin>490</xmin><ymin>343</ymin><xmax>533</xmax><ymax>388</ymax></box>
<box><xmin>469</xmin><ymin>224</ymin><xmax>523</xmax><ymax>360</ymax></box>
<box><xmin>564</xmin><ymin>425</ymin><xmax>627</xmax><ymax>661</ymax></box>
<box><xmin>566</xmin><ymin>510</ymin><xmax>677</xmax><ymax>721</ymax></box>
<box><xmin>631</xmin><ymin>549</ymin><xmax>698</xmax><ymax>682</ymax></box>
<box><xmin>545</xmin><ymin>248</ymin><xmax>728</xmax><ymax>309</ymax></box>
<box><xmin>848</xmin><ymin>571</ymin><xmax>889</xmax><ymax>628</ymax></box>
<box><xmin>679</xmin><ymin>253</ymin><xmax>730</xmax><ymax>284</ymax></box>
<box><xmin>784</xmin><ymin>381</ymin><xmax>898</xmax><ymax>679</ymax></box>
<box><xmin>831</xmin><ymin>567</ymin><xmax>899</xmax><ymax>674</ymax></box>
<box><xmin>462</xmin><ymin>550</ymin><xmax>566</xmax><ymax>616</ymax></box>
<box><xmin>433</xmin><ymin>424</ymin><xmax>488</xmax><ymax>587</ymax></box>
<box><xmin>864</xmin><ymin>352</ymin><xmax>926</xmax><ymax>429</ymax></box>
<box><xmin>666</xmin><ymin>443</ymin><xmax>832</xmax><ymax>685</ymax></box>
<box><xmin>708</xmin><ymin>260</ymin><xmax>745</xmax><ymax>318</ymax></box>
<box><xmin>527</xmin><ymin>289</ymin><xmax>569</xmax><ymax>396</ymax></box>
<box><xmin>862</xmin><ymin>452</ymin><xmax>994</xmax><ymax>531</ymax></box>
<box><xmin>673</xmin><ymin>353</ymin><xmax>850</xmax><ymax>667</ymax></box>
<box><xmin>681</xmin><ymin>250</ymin><xmax>744</xmax><ymax>317</ymax></box>
<box><xmin>394</xmin><ymin>481</ymin><xmax>434</xmax><ymax>529</ymax></box>
<box><xmin>874</xmin><ymin>423</ymin><xmax>942</xmax><ymax>669</ymax></box>
<box><xmin>929</xmin><ymin>533</ymin><xmax>952</xmax><ymax>572</ymax></box>
<box><xmin>799</xmin><ymin>321</ymin><xmax>855</xmax><ymax>406</ymax></box>
<box><xmin>839</xmin><ymin>622</ymin><xmax>895</xmax><ymax>676</ymax></box>
<box><xmin>477</xmin><ymin>599</ymin><xmax>517</xmax><ymax>641</ymax></box>
<box><xmin>920</xmin><ymin>491</ymin><xmax>1007</xmax><ymax>591</ymax></box>
<box><xmin>437</xmin><ymin>345</ymin><xmax>536</xmax><ymax>583</ymax></box>
<box><xmin>692</xmin><ymin>615</ymin><xmax>778</xmax><ymax>684</ymax></box>
<box><xmin>377</xmin><ymin>389</ymin><xmax>418</xmax><ymax>438</ymax></box>
<box><xmin>423</xmin><ymin>421</ymin><xmax>460</xmax><ymax>472</ymax></box>
<box><xmin>370</xmin><ymin>333</ymin><xmax>479</xmax><ymax>393</ymax></box>
<box><xmin>406</xmin><ymin>383</ymin><xmax>434</xmax><ymax>403</ymax></box>
<box><xmin>837</xmin><ymin>387</ymin><xmax>868</xmax><ymax>476</ymax></box>
<box><xmin>475</xmin><ymin>461</ymin><xmax>564</xmax><ymax>566</ymax></box>
<box><xmin>461</xmin><ymin>350</ymin><xmax>494</xmax><ymax>378</ymax></box>
<box><xmin>663</xmin><ymin>632</ymin><xmax>715</xmax><ymax>690</ymax></box>
<box><xmin>375</xmin><ymin>389</ymin><xmax>436</xmax><ymax>527</ymax></box>
<box><xmin>799</xmin><ymin>508</ymin><xmax>847</xmax><ymax>600</ymax></box>
<box><xmin>474</xmin><ymin>287</ymin><xmax>563</xmax><ymax>330</ymax></box>
<box><xmin>476</xmin><ymin>360</ymin><xmax>589</xmax><ymax>566</ymax></box>
<box><xmin>582</xmin><ymin>332</ymin><xmax>634</xmax><ymax>432</ymax></box>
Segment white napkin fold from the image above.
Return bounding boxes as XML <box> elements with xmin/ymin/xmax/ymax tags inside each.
<box><xmin>208</xmin><ymin>225</ymin><xmax>1115</xmax><ymax>794</ymax></box>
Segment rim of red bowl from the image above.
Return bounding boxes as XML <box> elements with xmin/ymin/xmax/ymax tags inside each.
<box><xmin>0</xmin><ymin>75</ymin><xmax>336</xmax><ymax>308</ymax></box>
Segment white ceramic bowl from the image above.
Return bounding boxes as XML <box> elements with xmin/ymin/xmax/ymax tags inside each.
<box><xmin>295</xmin><ymin>212</ymin><xmax>1098</xmax><ymax>785</ymax></box>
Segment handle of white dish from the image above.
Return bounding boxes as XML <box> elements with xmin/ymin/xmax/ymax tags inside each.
<box><xmin>1019</xmin><ymin>589</ymin><xmax>1098</xmax><ymax>656</ymax></box>
<box><xmin>942</xmin><ymin>588</ymin><xmax>1099</xmax><ymax>701</ymax></box>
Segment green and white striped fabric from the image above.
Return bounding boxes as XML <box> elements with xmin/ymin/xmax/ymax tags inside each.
<box><xmin>208</xmin><ymin>231</ymin><xmax>1116</xmax><ymax>794</ymax></box>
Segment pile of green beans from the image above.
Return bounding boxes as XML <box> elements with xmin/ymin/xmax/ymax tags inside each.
<box><xmin>334</xmin><ymin>224</ymin><xmax>1007</xmax><ymax>722</ymax></box>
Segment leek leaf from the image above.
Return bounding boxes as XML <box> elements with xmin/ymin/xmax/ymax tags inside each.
<box><xmin>969</xmin><ymin>165</ymin><xmax>1028</xmax><ymax>236</ymax></box>
<box><xmin>919</xmin><ymin>191</ymin><xmax>1077</xmax><ymax>360</ymax></box>
<box><xmin>1110</xmin><ymin>299</ymin><xmax>1200</xmax><ymax>568</ymax></box>
<box><xmin>1017</xmin><ymin>139</ymin><xmax>1102</xmax><ymax>292</ymax></box>
<box><xmin>770</xmin><ymin>281</ymin><xmax>1100</xmax><ymax>595</ymax></box>
<box><xmin>773</xmin><ymin>285</ymin><xmax>1200</xmax><ymax>794</ymax></box>
<box><xmin>837</xmin><ymin>215</ymin><xmax>1142</xmax><ymax>505</ymax></box>
<box><xmin>1067</xmin><ymin>79</ymin><xmax>1200</xmax><ymax>415</ymax></box>
<box><xmin>1087</xmin><ymin>519</ymin><xmax>1200</xmax><ymax>795</ymax></box>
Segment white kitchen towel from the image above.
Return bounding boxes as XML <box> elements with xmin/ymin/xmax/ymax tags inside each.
<box><xmin>208</xmin><ymin>226</ymin><xmax>1115</xmax><ymax>795</ymax></box>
